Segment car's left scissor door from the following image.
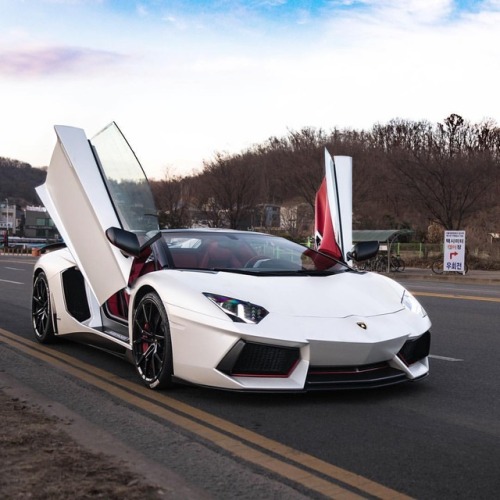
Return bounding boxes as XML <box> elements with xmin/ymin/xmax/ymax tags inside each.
<box><xmin>36</xmin><ymin>123</ymin><xmax>158</xmax><ymax>306</ymax></box>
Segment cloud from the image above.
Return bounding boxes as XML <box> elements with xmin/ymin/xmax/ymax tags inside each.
<box><xmin>0</xmin><ymin>46</ymin><xmax>129</xmax><ymax>78</ymax></box>
<box><xmin>254</xmin><ymin>0</ymin><xmax>288</xmax><ymax>6</ymax></box>
<box><xmin>2</xmin><ymin>0</ymin><xmax>500</xmax><ymax>178</ymax></box>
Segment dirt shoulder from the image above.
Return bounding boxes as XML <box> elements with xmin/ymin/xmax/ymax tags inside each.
<box><xmin>0</xmin><ymin>373</ymin><xmax>207</xmax><ymax>499</ymax></box>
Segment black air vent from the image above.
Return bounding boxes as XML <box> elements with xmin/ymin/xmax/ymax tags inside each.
<box><xmin>218</xmin><ymin>341</ymin><xmax>300</xmax><ymax>377</ymax></box>
<box><xmin>398</xmin><ymin>331</ymin><xmax>431</xmax><ymax>366</ymax></box>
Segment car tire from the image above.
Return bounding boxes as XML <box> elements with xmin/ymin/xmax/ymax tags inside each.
<box><xmin>32</xmin><ymin>271</ymin><xmax>56</xmax><ymax>343</ymax></box>
<box><xmin>132</xmin><ymin>292</ymin><xmax>174</xmax><ymax>390</ymax></box>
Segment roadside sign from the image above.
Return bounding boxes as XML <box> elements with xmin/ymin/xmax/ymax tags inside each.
<box><xmin>443</xmin><ymin>230</ymin><xmax>466</xmax><ymax>273</ymax></box>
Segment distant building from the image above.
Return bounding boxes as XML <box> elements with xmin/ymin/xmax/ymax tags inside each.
<box><xmin>251</xmin><ymin>204</ymin><xmax>281</xmax><ymax>230</ymax></box>
<box><xmin>280</xmin><ymin>201</ymin><xmax>314</xmax><ymax>235</ymax></box>
<box><xmin>24</xmin><ymin>206</ymin><xmax>59</xmax><ymax>240</ymax></box>
<box><xmin>0</xmin><ymin>201</ymin><xmax>20</xmax><ymax>235</ymax></box>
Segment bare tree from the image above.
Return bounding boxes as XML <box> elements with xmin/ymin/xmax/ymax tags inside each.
<box><xmin>148</xmin><ymin>115</ymin><xmax>499</xmax><ymax>237</ymax></box>
<box><xmin>150</xmin><ymin>170</ymin><xmax>192</xmax><ymax>228</ymax></box>
<box><xmin>280</xmin><ymin>128</ymin><xmax>326</xmax><ymax>211</ymax></box>
<box><xmin>373</xmin><ymin>115</ymin><xmax>499</xmax><ymax>230</ymax></box>
<box><xmin>201</xmin><ymin>152</ymin><xmax>261</xmax><ymax>229</ymax></box>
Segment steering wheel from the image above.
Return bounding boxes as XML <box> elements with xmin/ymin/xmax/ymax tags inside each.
<box><xmin>244</xmin><ymin>256</ymin><xmax>269</xmax><ymax>268</ymax></box>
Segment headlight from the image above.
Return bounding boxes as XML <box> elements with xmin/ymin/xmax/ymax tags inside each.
<box><xmin>204</xmin><ymin>293</ymin><xmax>269</xmax><ymax>324</ymax></box>
<box><xmin>401</xmin><ymin>290</ymin><xmax>427</xmax><ymax>318</ymax></box>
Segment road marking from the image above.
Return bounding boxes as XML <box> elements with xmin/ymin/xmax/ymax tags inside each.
<box><xmin>429</xmin><ymin>355</ymin><xmax>463</xmax><ymax>362</ymax></box>
<box><xmin>0</xmin><ymin>278</ymin><xmax>23</xmax><ymax>285</ymax></box>
<box><xmin>0</xmin><ymin>327</ymin><xmax>411</xmax><ymax>500</ymax></box>
<box><xmin>5</xmin><ymin>266</ymin><xmax>24</xmax><ymax>271</ymax></box>
<box><xmin>413</xmin><ymin>291</ymin><xmax>500</xmax><ymax>303</ymax></box>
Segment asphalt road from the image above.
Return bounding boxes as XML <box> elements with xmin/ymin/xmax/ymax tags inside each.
<box><xmin>1</xmin><ymin>255</ymin><xmax>499</xmax><ymax>499</ymax></box>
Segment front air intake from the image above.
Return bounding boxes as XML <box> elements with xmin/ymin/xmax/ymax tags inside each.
<box><xmin>217</xmin><ymin>340</ymin><xmax>300</xmax><ymax>377</ymax></box>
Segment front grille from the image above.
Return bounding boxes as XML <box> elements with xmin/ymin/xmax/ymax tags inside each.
<box><xmin>397</xmin><ymin>331</ymin><xmax>431</xmax><ymax>366</ymax></box>
<box><xmin>306</xmin><ymin>362</ymin><xmax>408</xmax><ymax>390</ymax></box>
<box><xmin>217</xmin><ymin>340</ymin><xmax>300</xmax><ymax>377</ymax></box>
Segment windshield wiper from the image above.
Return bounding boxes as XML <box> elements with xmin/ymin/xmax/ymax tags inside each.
<box><xmin>202</xmin><ymin>268</ymin><xmax>342</xmax><ymax>276</ymax></box>
<box><xmin>294</xmin><ymin>269</ymin><xmax>339</xmax><ymax>276</ymax></box>
<box><xmin>200</xmin><ymin>268</ymin><xmax>256</xmax><ymax>275</ymax></box>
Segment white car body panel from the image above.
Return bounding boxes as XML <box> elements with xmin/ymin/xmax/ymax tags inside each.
<box><xmin>158</xmin><ymin>269</ymin><xmax>405</xmax><ymax>318</ymax></box>
<box><xmin>325</xmin><ymin>152</ymin><xmax>353</xmax><ymax>259</ymax></box>
<box><xmin>35</xmin><ymin>248</ymin><xmax>129</xmax><ymax>347</ymax></box>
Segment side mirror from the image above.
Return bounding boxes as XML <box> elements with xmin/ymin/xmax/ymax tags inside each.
<box><xmin>347</xmin><ymin>241</ymin><xmax>379</xmax><ymax>262</ymax></box>
<box><xmin>106</xmin><ymin>227</ymin><xmax>161</xmax><ymax>257</ymax></box>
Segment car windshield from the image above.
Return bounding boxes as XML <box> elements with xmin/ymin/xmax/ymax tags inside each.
<box><xmin>161</xmin><ymin>231</ymin><xmax>346</xmax><ymax>274</ymax></box>
<box><xmin>90</xmin><ymin>123</ymin><xmax>158</xmax><ymax>233</ymax></box>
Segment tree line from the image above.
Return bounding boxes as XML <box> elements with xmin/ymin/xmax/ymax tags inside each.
<box><xmin>2</xmin><ymin>114</ymin><xmax>499</xmax><ymax>247</ymax></box>
<box><xmin>151</xmin><ymin>114</ymin><xmax>500</xmax><ymax>245</ymax></box>
<box><xmin>0</xmin><ymin>158</ymin><xmax>46</xmax><ymax>205</ymax></box>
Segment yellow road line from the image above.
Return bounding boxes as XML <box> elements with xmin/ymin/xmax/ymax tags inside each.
<box><xmin>413</xmin><ymin>291</ymin><xmax>500</xmax><ymax>303</ymax></box>
<box><xmin>0</xmin><ymin>327</ymin><xmax>411</xmax><ymax>500</ymax></box>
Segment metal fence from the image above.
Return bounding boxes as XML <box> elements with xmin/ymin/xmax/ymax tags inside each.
<box><xmin>393</xmin><ymin>242</ymin><xmax>500</xmax><ymax>259</ymax></box>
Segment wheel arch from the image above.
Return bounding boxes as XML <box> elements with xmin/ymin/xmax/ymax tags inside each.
<box><xmin>33</xmin><ymin>265</ymin><xmax>47</xmax><ymax>283</ymax></box>
<box><xmin>32</xmin><ymin>267</ymin><xmax>59</xmax><ymax>337</ymax></box>
<box><xmin>131</xmin><ymin>284</ymin><xmax>157</xmax><ymax>311</ymax></box>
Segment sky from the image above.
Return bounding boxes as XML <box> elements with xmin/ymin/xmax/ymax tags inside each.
<box><xmin>1</xmin><ymin>0</ymin><xmax>499</xmax><ymax>180</ymax></box>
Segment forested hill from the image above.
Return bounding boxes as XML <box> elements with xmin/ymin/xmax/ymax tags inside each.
<box><xmin>0</xmin><ymin>157</ymin><xmax>47</xmax><ymax>205</ymax></box>
<box><xmin>2</xmin><ymin>114</ymin><xmax>499</xmax><ymax>241</ymax></box>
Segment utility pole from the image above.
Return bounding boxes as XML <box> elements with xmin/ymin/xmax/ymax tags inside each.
<box><xmin>5</xmin><ymin>199</ymin><xmax>8</xmax><ymax>235</ymax></box>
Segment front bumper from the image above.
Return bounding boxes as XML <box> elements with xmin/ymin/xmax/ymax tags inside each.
<box><xmin>216</xmin><ymin>331</ymin><xmax>431</xmax><ymax>391</ymax></box>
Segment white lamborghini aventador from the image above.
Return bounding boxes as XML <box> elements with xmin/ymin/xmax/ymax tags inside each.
<box><xmin>32</xmin><ymin>122</ymin><xmax>431</xmax><ymax>391</ymax></box>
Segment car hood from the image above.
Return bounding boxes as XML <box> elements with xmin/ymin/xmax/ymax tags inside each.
<box><xmin>164</xmin><ymin>269</ymin><xmax>405</xmax><ymax>319</ymax></box>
